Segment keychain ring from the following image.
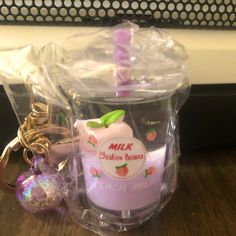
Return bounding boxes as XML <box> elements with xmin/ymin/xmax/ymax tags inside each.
<box><xmin>0</xmin><ymin>137</ymin><xmax>22</xmax><ymax>193</ymax></box>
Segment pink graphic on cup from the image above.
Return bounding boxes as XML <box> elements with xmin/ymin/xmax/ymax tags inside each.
<box><xmin>146</xmin><ymin>128</ymin><xmax>157</xmax><ymax>142</ymax></box>
<box><xmin>90</xmin><ymin>167</ymin><xmax>101</xmax><ymax>178</ymax></box>
<box><xmin>145</xmin><ymin>167</ymin><xmax>155</xmax><ymax>178</ymax></box>
<box><xmin>115</xmin><ymin>163</ymin><xmax>129</xmax><ymax>177</ymax></box>
<box><xmin>87</xmin><ymin>135</ymin><xmax>98</xmax><ymax>147</ymax></box>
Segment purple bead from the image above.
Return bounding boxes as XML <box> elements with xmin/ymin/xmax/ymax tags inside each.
<box><xmin>16</xmin><ymin>167</ymin><xmax>64</xmax><ymax>213</ymax></box>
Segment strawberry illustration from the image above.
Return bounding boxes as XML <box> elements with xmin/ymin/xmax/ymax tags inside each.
<box><xmin>115</xmin><ymin>163</ymin><xmax>128</xmax><ymax>177</ymax></box>
<box><xmin>90</xmin><ymin>167</ymin><xmax>100</xmax><ymax>177</ymax></box>
<box><xmin>87</xmin><ymin>135</ymin><xmax>98</xmax><ymax>147</ymax></box>
<box><xmin>145</xmin><ymin>166</ymin><xmax>155</xmax><ymax>177</ymax></box>
<box><xmin>146</xmin><ymin>128</ymin><xmax>157</xmax><ymax>142</ymax></box>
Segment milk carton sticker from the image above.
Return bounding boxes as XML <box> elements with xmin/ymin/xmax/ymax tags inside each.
<box><xmin>98</xmin><ymin>137</ymin><xmax>146</xmax><ymax>179</ymax></box>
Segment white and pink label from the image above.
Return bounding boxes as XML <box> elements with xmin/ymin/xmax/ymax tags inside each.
<box><xmin>97</xmin><ymin>137</ymin><xmax>146</xmax><ymax>179</ymax></box>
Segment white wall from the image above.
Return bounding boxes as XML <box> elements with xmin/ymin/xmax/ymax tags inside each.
<box><xmin>0</xmin><ymin>25</ymin><xmax>236</xmax><ymax>84</ymax></box>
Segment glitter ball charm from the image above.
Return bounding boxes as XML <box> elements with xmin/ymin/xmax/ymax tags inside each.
<box><xmin>16</xmin><ymin>156</ymin><xmax>64</xmax><ymax>213</ymax></box>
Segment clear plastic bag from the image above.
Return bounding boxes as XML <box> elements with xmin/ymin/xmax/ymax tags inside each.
<box><xmin>0</xmin><ymin>22</ymin><xmax>190</xmax><ymax>234</ymax></box>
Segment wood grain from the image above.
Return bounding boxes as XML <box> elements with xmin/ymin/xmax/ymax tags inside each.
<box><xmin>0</xmin><ymin>149</ymin><xmax>235</xmax><ymax>236</ymax></box>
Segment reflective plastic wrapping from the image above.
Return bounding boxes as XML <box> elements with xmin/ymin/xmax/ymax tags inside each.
<box><xmin>0</xmin><ymin>22</ymin><xmax>190</xmax><ymax>234</ymax></box>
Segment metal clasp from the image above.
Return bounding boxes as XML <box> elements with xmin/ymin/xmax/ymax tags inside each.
<box><xmin>0</xmin><ymin>137</ymin><xmax>22</xmax><ymax>192</ymax></box>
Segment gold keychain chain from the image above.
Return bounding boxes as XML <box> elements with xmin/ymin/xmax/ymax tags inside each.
<box><xmin>0</xmin><ymin>102</ymin><xmax>72</xmax><ymax>192</ymax></box>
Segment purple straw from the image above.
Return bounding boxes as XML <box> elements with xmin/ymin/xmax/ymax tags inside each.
<box><xmin>114</xmin><ymin>29</ymin><xmax>132</xmax><ymax>97</ymax></box>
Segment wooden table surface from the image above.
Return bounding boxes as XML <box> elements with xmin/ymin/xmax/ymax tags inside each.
<box><xmin>0</xmin><ymin>149</ymin><xmax>235</xmax><ymax>236</ymax></box>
